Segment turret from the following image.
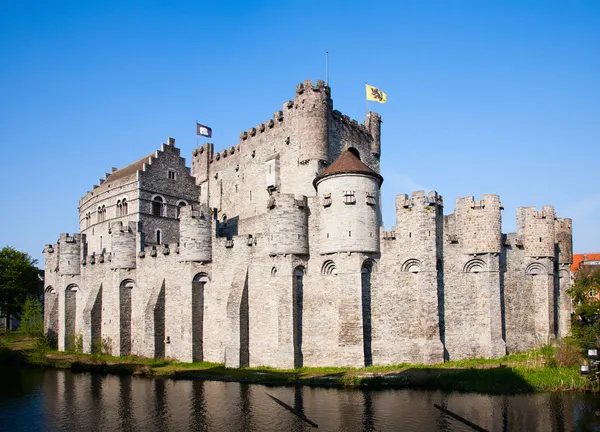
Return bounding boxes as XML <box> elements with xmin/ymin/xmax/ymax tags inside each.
<box><xmin>294</xmin><ymin>79</ymin><xmax>331</xmax><ymax>163</ymax></box>
<box><xmin>394</xmin><ymin>191</ymin><xmax>443</xmax><ymax>269</ymax></box>
<box><xmin>179</xmin><ymin>205</ymin><xmax>212</xmax><ymax>262</ymax></box>
<box><xmin>58</xmin><ymin>233</ymin><xmax>82</xmax><ymax>276</ymax></box>
<box><xmin>365</xmin><ymin>112</ymin><xmax>381</xmax><ymax>157</ymax></box>
<box><xmin>314</xmin><ymin>149</ymin><xmax>383</xmax><ymax>254</ymax></box>
<box><xmin>110</xmin><ymin>221</ymin><xmax>137</xmax><ymax>269</ymax></box>
<box><xmin>555</xmin><ymin>218</ymin><xmax>573</xmax><ymax>264</ymax></box>
<box><xmin>517</xmin><ymin>206</ymin><xmax>556</xmax><ymax>258</ymax></box>
<box><xmin>267</xmin><ymin>193</ymin><xmax>309</xmax><ymax>256</ymax></box>
<box><xmin>454</xmin><ymin>195</ymin><xmax>503</xmax><ymax>254</ymax></box>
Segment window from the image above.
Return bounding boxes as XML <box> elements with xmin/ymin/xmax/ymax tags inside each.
<box><xmin>366</xmin><ymin>192</ymin><xmax>376</xmax><ymax>206</ymax></box>
<box><xmin>156</xmin><ymin>230</ymin><xmax>161</xmax><ymax>245</ymax></box>
<box><xmin>97</xmin><ymin>206</ymin><xmax>102</xmax><ymax>223</ymax></box>
<box><xmin>117</xmin><ymin>198</ymin><xmax>128</xmax><ymax>216</ymax></box>
<box><xmin>97</xmin><ymin>205</ymin><xmax>106</xmax><ymax>222</ymax></box>
<box><xmin>176</xmin><ymin>201</ymin><xmax>187</xmax><ymax>218</ymax></box>
<box><xmin>168</xmin><ymin>169</ymin><xmax>176</xmax><ymax>180</ymax></box>
<box><xmin>343</xmin><ymin>191</ymin><xmax>356</xmax><ymax>205</ymax></box>
<box><xmin>152</xmin><ymin>196</ymin><xmax>164</xmax><ymax>217</ymax></box>
<box><xmin>323</xmin><ymin>193</ymin><xmax>332</xmax><ymax>207</ymax></box>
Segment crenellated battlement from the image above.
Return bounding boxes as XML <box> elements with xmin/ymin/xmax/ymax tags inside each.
<box><xmin>516</xmin><ymin>206</ymin><xmax>556</xmax><ymax>258</ymax></box>
<box><xmin>267</xmin><ymin>193</ymin><xmax>309</xmax><ymax>256</ymax></box>
<box><xmin>43</xmin><ymin>77</ymin><xmax>575</xmax><ymax>369</ymax></box>
<box><xmin>179</xmin><ymin>204</ymin><xmax>212</xmax><ymax>262</ymax></box>
<box><xmin>452</xmin><ymin>195</ymin><xmax>503</xmax><ymax>254</ymax></box>
<box><xmin>396</xmin><ymin>190</ymin><xmax>443</xmax><ymax>211</ymax></box>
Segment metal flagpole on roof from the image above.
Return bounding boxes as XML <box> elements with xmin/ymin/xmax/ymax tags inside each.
<box><xmin>365</xmin><ymin>82</ymin><xmax>369</xmax><ymax>118</ymax></box>
<box><xmin>326</xmin><ymin>51</ymin><xmax>329</xmax><ymax>86</ymax></box>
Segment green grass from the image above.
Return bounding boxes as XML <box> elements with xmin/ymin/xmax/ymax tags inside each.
<box><xmin>1</xmin><ymin>332</ymin><xmax>596</xmax><ymax>393</ymax></box>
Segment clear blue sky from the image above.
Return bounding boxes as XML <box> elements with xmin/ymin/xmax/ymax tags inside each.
<box><xmin>1</xmin><ymin>0</ymin><xmax>599</xmax><ymax>267</ymax></box>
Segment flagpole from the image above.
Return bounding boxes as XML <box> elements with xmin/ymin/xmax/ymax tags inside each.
<box><xmin>326</xmin><ymin>52</ymin><xmax>329</xmax><ymax>86</ymax></box>
<box><xmin>365</xmin><ymin>82</ymin><xmax>368</xmax><ymax>119</ymax></box>
<box><xmin>196</xmin><ymin>121</ymin><xmax>199</xmax><ymax>147</ymax></box>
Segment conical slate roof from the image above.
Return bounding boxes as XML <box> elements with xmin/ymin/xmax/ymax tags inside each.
<box><xmin>313</xmin><ymin>149</ymin><xmax>383</xmax><ymax>188</ymax></box>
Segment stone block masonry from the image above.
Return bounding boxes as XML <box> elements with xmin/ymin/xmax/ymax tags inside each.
<box><xmin>43</xmin><ymin>79</ymin><xmax>573</xmax><ymax>367</ymax></box>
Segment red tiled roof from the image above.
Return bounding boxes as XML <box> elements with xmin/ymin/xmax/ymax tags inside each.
<box><xmin>103</xmin><ymin>153</ymin><xmax>153</xmax><ymax>184</ymax></box>
<box><xmin>313</xmin><ymin>149</ymin><xmax>383</xmax><ymax>187</ymax></box>
<box><xmin>571</xmin><ymin>253</ymin><xmax>600</xmax><ymax>272</ymax></box>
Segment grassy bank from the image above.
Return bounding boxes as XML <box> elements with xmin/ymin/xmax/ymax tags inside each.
<box><xmin>1</xmin><ymin>333</ymin><xmax>595</xmax><ymax>394</ymax></box>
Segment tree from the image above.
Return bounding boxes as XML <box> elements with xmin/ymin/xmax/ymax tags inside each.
<box><xmin>0</xmin><ymin>246</ymin><xmax>41</xmax><ymax>331</ymax></box>
<box><xmin>20</xmin><ymin>296</ymin><xmax>44</xmax><ymax>336</ymax></box>
<box><xmin>568</xmin><ymin>266</ymin><xmax>600</xmax><ymax>348</ymax></box>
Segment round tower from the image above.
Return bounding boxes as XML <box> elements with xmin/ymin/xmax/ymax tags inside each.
<box><xmin>314</xmin><ymin>149</ymin><xmax>383</xmax><ymax>254</ymax></box>
<box><xmin>517</xmin><ymin>206</ymin><xmax>556</xmax><ymax>258</ymax></box>
<box><xmin>267</xmin><ymin>193</ymin><xmax>309</xmax><ymax>255</ymax></box>
<box><xmin>179</xmin><ymin>205</ymin><xmax>212</xmax><ymax>262</ymax></box>
<box><xmin>110</xmin><ymin>222</ymin><xmax>137</xmax><ymax>269</ymax></box>
<box><xmin>555</xmin><ymin>217</ymin><xmax>572</xmax><ymax>264</ymax></box>
<box><xmin>455</xmin><ymin>194</ymin><xmax>503</xmax><ymax>254</ymax></box>
<box><xmin>58</xmin><ymin>233</ymin><xmax>81</xmax><ymax>276</ymax></box>
<box><xmin>294</xmin><ymin>79</ymin><xmax>330</xmax><ymax>163</ymax></box>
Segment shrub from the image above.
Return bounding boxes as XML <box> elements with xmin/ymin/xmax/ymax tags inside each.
<box><xmin>67</xmin><ymin>333</ymin><xmax>83</xmax><ymax>353</ymax></box>
<box><xmin>556</xmin><ymin>337</ymin><xmax>582</xmax><ymax>367</ymax></box>
<box><xmin>19</xmin><ymin>296</ymin><xmax>44</xmax><ymax>337</ymax></box>
<box><xmin>91</xmin><ymin>336</ymin><xmax>112</xmax><ymax>356</ymax></box>
<box><xmin>27</xmin><ymin>336</ymin><xmax>51</xmax><ymax>365</ymax></box>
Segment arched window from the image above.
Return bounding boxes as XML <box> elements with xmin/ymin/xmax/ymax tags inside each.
<box><xmin>122</xmin><ymin>198</ymin><xmax>128</xmax><ymax>216</ymax></box>
<box><xmin>116</xmin><ymin>200</ymin><xmax>122</xmax><ymax>216</ymax></box>
<box><xmin>97</xmin><ymin>206</ymin><xmax>102</xmax><ymax>223</ymax></box>
<box><xmin>156</xmin><ymin>229</ymin><xmax>161</xmax><ymax>245</ymax></box>
<box><xmin>152</xmin><ymin>196</ymin><xmax>164</xmax><ymax>217</ymax></box>
<box><xmin>99</xmin><ymin>205</ymin><xmax>106</xmax><ymax>222</ymax></box>
<box><xmin>176</xmin><ymin>200</ymin><xmax>187</xmax><ymax>218</ymax></box>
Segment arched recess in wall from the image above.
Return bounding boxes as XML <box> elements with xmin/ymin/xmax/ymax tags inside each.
<box><xmin>120</xmin><ymin>279</ymin><xmax>135</xmax><ymax>356</ymax></box>
<box><xmin>271</xmin><ymin>267</ymin><xmax>277</xmax><ymax>276</ymax></box>
<box><xmin>558</xmin><ymin>269</ymin><xmax>570</xmax><ymax>281</ymax></box>
<box><xmin>45</xmin><ymin>286</ymin><xmax>58</xmax><ymax>348</ymax></box>
<box><xmin>463</xmin><ymin>258</ymin><xmax>486</xmax><ymax>274</ymax></box>
<box><xmin>321</xmin><ymin>260</ymin><xmax>338</xmax><ymax>275</ymax></box>
<box><xmin>293</xmin><ymin>266</ymin><xmax>305</xmax><ymax>368</ymax></box>
<box><xmin>192</xmin><ymin>272</ymin><xmax>210</xmax><ymax>362</ymax></box>
<box><xmin>361</xmin><ymin>259</ymin><xmax>375</xmax><ymax>367</ymax></box>
<box><xmin>65</xmin><ymin>284</ymin><xmax>79</xmax><ymax>350</ymax></box>
<box><xmin>176</xmin><ymin>200</ymin><xmax>188</xmax><ymax>218</ymax></box>
<box><xmin>401</xmin><ymin>258</ymin><xmax>421</xmax><ymax>274</ymax></box>
<box><xmin>525</xmin><ymin>262</ymin><xmax>547</xmax><ymax>276</ymax></box>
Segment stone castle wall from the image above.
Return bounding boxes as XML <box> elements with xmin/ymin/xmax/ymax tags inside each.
<box><xmin>43</xmin><ymin>79</ymin><xmax>573</xmax><ymax>367</ymax></box>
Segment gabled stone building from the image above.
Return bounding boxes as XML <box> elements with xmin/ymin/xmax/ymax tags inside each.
<box><xmin>43</xmin><ymin>79</ymin><xmax>573</xmax><ymax>368</ymax></box>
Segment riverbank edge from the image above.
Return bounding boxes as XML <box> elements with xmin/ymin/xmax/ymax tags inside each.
<box><xmin>1</xmin><ymin>337</ymin><xmax>595</xmax><ymax>394</ymax></box>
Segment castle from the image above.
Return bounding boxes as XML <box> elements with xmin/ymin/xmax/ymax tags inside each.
<box><xmin>43</xmin><ymin>79</ymin><xmax>573</xmax><ymax>368</ymax></box>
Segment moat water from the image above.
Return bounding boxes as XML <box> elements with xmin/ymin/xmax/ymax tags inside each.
<box><xmin>1</xmin><ymin>366</ymin><xmax>599</xmax><ymax>432</ymax></box>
